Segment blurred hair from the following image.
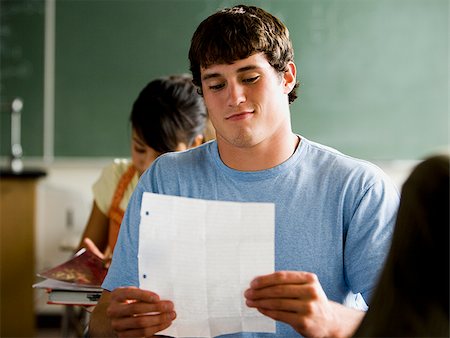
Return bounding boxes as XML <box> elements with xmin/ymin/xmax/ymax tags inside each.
<box><xmin>354</xmin><ymin>154</ymin><xmax>450</xmax><ymax>337</ymax></box>
<box><xmin>189</xmin><ymin>5</ymin><xmax>299</xmax><ymax>103</ymax></box>
<box><xmin>130</xmin><ymin>74</ymin><xmax>207</xmax><ymax>153</ymax></box>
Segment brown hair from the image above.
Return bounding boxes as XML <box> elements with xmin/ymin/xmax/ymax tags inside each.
<box><xmin>189</xmin><ymin>5</ymin><xmax>299</xmax><ymax>103</ymax></box>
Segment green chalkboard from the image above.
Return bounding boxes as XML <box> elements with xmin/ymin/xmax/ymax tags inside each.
<box><xmin>1</xmin><ymin>0</ymin><xmax>448</xmax><ymax>160</ymax></box>
<box><xmin>0</xmin><ymin>0</ymin><xmax>45</xmax><ymax>158</ymax></box>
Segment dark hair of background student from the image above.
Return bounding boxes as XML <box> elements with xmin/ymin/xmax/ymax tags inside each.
<box><xmin>354</xmin><ymin>154</ymin><xmax>450</xmax><ymax>337</ymax></box>
<box><xmin>131</xmin><ymin>73</ymin><xmax>209</xmax><ymax>153</ymax></box>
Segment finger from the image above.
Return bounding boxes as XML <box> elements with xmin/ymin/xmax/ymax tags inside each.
<box><xmin>130</xmin><ymin>300</ymin><xmax>174</xmax><ymax>317</ymax></box>
<box><xmin>246</xmin><ymin>296</ymin><xmax>313</xmax><ymax>314</ymax></box>
<box><xmin>83</xmin><ymin>237</ymin><xmax>105</xmax><ymax>260</ymax></box>
<box><xmin>254</xmin><ymin>307</ymin><xmax>307</xmax><ymax>328</ymax></box>
<box><xmin>115</xmin><ymin>323</ymin><xmax>172</xmax><ymax>338</ymax></box>
<box><xmin>103</xmin><ymin>258</ymin><xmax>112</xmax><ymax>269</ymax></box>
<box><xmin>111</xmin><ymin>310</ymin><xmax>176</xmax><ymax>337</ymax></box>
<box><xmin>103</xmin><ymin>245</ymin><xmax>112</xmax><ymax>260</ymax></box>
<box><xmin>245</xmin><ymin>283</ymin><xmax>318</xmax><ymax>301</ymax></box>
<box><xmin>111</xmin><ymin>286</ymin><xmax>160</xmax><ymax>304</ymax></box>
<box><xmin>255</xmin><ymin>307</ymin><xmax>326</xmax><ymax>338</ymax></box>
<box><xmin>250</xmin><ymin>271</ymin><xmax>318</xmax><ymax>289</ymax></box>
<box><xmin>102</xmin><ymin>246</ymin><xmax>113</xmax><ymax>268</ymax></box>
<box><xmin>115</xmin><ymin>324</ymin><xmax>173</xmax><ymax>338</ymax></box>
<box><xmin>108</xmin><ymin>299</ymin><xmax>173</xmax><ymax>320</ymax></box>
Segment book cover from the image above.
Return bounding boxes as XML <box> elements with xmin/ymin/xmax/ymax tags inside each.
<box><xmin>47</xmin><ymin>289</ymin><xmax>102</xmax><ymax>306</ymax></box>
<box><xmin>37</xmin><ymin>248</ymin><xmax>107</xmax><ymax>287</ymax></box>
<box><xmin>33</xmin><ymin>278</ymin><xmax>103</xmax><ymax>292</ymax></box>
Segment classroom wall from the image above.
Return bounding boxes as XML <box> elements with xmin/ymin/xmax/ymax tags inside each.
<box><xmin>1</xmin><ymin>0</ymin><xmax>448</xmax><ymax>161</ymax></box>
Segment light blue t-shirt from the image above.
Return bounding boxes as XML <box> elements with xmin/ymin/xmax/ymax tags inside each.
<box><xmin>103</xmin><ymin>137</ymin><xmax>399</xmax><ymax>337</ymax></box>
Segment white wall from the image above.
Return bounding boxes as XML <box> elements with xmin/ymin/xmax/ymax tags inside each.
<box><xmin>34</xmin><ymin>159</ymin><xmax>107</xmax><ymax>314</ymax></box>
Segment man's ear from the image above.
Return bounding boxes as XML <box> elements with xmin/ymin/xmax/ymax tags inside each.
<box><xmin>283</xmin><ymin>61</ymin><xmax>297</xmax><ymax>94</ymax></box>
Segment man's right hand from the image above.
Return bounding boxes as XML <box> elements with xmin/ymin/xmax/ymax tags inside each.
<box><xmin>90</xmin><ymin>287</ymin><xmax>176</xmax><ymax>337</ymax></box>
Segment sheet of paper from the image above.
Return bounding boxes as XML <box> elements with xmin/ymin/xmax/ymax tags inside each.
<box><xmin>138</xmin><ymin>192</ymin><xmax>275</xmax><ymax>338</ymax></box>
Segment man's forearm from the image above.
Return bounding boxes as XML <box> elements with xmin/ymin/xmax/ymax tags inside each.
<box><xmin>328</xmin><ymin>301</ymin><xmax>365</xmax><ymax>338</ymax></box>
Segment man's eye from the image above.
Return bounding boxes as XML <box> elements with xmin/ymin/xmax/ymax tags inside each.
<box><xmin>243</xmin><ymin>76</ymin><xmax>260</xmax><ymax>84</ymax></box>
<box><xmin>209</xmin><ymin>83</ymin><xmax>225</xmax><ymax>91</ymax></box>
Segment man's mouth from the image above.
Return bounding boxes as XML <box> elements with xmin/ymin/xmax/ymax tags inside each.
<box><xmin>226</xmin><ymin>111</ymin><xmax>254</xmax><ymax>121</ymax></box>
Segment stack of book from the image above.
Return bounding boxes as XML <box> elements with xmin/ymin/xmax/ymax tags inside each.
<box><xmin>33</xmin><ymin>248</ymin><xmax>108</xmax><ymax>306</ymax></box>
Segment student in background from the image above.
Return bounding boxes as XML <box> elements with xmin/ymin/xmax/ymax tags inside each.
<box><xmin>76</xmin><ymin>74</ymin><xmax>208</xmax><ymax>260</ymax></box>
<box><xmin>90</xmin><ymin>5</ymin><xmax>399</xmax><ymax>337</ymax></box>
<box><xmin>354</xmin><ymin>154</ymin><xmax>449</xmax><ymax>337</ymax></box>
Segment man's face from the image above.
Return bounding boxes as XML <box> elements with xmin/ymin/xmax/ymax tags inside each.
<box><xmin>200</xmin><ymin>53</ymin><xmax>295</xmax><ymax>150</ymax></box>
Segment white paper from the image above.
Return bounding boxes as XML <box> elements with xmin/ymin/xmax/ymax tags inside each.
<box><xmin>138</xmin><ymin>192</ymin><xmax>275</xmax><ymax>338</ymax></box>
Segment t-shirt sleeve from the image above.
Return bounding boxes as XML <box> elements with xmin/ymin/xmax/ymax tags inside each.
<box><xmin>344</xmin><ymin>171</ymin><xmax>400</xmax><ymax>304</ymax></box>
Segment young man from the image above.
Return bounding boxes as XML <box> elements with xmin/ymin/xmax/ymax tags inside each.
<box><xmin>89</xmin><ymin>5</ymin><xmax>399</xmax><ymax>337</ymax></box>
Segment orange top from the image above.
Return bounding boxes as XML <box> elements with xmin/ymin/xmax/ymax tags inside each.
<box><xmin>107</xmin><ymin>165</ymin><xmax>137</xmax><ymax>252</ymax></box>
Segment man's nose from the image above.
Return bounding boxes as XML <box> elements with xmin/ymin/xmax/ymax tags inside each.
<box><xmin>227</xmin><ymin>82</ymin><xmax>246</xmax><ymax>107</ymax></box>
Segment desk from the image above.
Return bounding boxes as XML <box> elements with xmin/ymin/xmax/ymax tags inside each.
<box><xmin>0</xmin><ymin>169</ymin><xmax>46</xmax><ymax>337</ymax></box>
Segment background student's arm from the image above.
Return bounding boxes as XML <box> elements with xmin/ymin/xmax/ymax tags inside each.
<box><xmin>76</xmin><ymin>201</ymin><xmax>109</xmax><ymax>253</ymax></box>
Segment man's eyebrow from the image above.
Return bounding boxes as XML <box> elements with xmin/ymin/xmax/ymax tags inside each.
<box><xmin>202</xmin><ymin>73</ymin><xmax>220</xmax><ymax>81</ymax></box>
<box><xmin>201</xmin><ymin>65</ymin><xmax>261</xmax><ymax>81</ymax></box>
<box><xmin>237</xmin><ymin>65</ymin><xmax>260</xmax><ymax>73</ymax></box>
